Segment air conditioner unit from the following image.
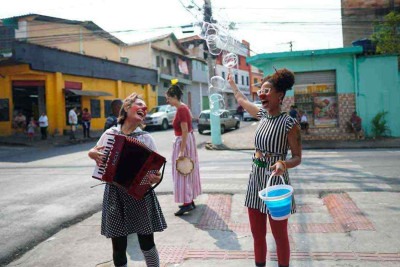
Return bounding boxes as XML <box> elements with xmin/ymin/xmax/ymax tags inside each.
<box><xmin>120</xmin><ymin>57</ymin><xmax>129</xmax><ymax>64</ymax></box>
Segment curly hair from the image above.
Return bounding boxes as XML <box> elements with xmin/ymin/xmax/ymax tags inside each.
<box><xmin>166</xmin><ymin>84</ymin><xmax>183</xmax><ymax>100</ymax></box>
<box><xmin>117</xmin><ymin>93</ymin><xmax>145</xmax><ymax>127</ymax></box>
<box><xmin>261</xmin><ymin>68</ymin><xmax>295</xmax><ymax>98</ymax></box>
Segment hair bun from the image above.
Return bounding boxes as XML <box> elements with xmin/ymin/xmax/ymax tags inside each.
<box><xmin>273</xmin><ymin>68</ymin><xmax>295</xmax><ymax>91</ymax></box>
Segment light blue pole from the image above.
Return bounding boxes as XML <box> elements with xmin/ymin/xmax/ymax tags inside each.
<box><xmin>210</xmin><ymin>102</ymin><xmax>222</xmax><ymax>145</ymax></box>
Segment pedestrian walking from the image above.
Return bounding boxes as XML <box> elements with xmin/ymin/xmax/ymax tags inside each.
<box><xmin>88</xmin><ymin>93</ymin><xmax>167</xmax><ymax>267</ymax></box>
<box><xmin>81</xmin><ymin>108</ymin><xmax>92</xmax><ymax>138</ymax></box>
<box><xmin>38</xmin><ymin>112</ymin><xmax>48</xmax><ymax>140</ymax></box>
<box><xmin>104</xmin><ymin>99</ymin><xmax>123</xmax><ymax>131</ymax></box>
<box><xmin>228</xmin><ymin>68</ymin><xmax>302</xmax><ymax>267</ymax></box>
<box><xmin>165</xmin><ymin>80</ymin><xmax>201</xmax><ymax>216</ymax></box>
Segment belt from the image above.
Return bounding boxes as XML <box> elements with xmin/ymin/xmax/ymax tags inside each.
<box><xmin>253</xmin><ymin>150</ymin><xmax>286</xmax><ymax>168</ymax></box>
<box><xmin>255</xmin><ymin>150</ymin><xmax>285</xmax><ymax>158</ymax></box>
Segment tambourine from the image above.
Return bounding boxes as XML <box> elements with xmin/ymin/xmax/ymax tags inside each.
<box><xmin>176</xmin><ymin>156</ymin><xmax>194</xmax><ymax>176</ymax></box>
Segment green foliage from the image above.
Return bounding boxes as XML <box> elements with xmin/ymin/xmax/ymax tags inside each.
<box><xmin>371</xmin><ymin>11</ymin><xmax>400</xmax><ymax>55</ymax></box>
<box><xmin>371</xmin><ymin>111</ymin><xmax>390</xmax><ymax>138</ymax></box>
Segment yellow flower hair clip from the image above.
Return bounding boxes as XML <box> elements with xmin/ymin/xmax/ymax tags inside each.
<box><xmin>171</xmin><ymin>78</ymin><xmax>179</xmax><ymax>85</ymax></box>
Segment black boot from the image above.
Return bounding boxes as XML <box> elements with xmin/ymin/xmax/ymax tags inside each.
<box><xmin>179</xmin><ymin>201</ymin><xmax>196</xmax><ymax>209</ymax></box>
<box><xmin>174</xmin><ymin>204</ymin><xmax>194</xmax><ymax>216</ymax></box>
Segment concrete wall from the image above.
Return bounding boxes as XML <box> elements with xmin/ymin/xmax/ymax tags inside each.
<box><xmin>357</xmin><ymin>55</ymin><xmax>400</xmax><ymax>136</ymax></box>
<box><xmin>122</xmin><ymin>43</ymin><xmax>152</xmax><ymax>68</ymax></box>
<box><xmin>341</xmin><ymin>0</ymin><xmax>400</xmax><ymax>46</ymax></box>
<box><xmin>152</xmin><ymin>37</ymin><xmax>185</xmax><ymax>55</ymax></box>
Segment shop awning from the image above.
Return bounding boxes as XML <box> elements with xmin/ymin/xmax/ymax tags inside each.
<box><xmin>65</xmin><ymin>89</ymin><xmax>112</xmax><ymax>96</ymax></box>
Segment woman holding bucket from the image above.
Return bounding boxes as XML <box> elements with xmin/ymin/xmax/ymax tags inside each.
<box><xmin>228</xmin><ymin>68</ymin><xmax>302</xmax><ymax>267</ymax></box>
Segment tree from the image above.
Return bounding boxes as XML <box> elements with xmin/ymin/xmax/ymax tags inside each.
<box><xmin>371</xmin><ymin>11</ymin><xmax>400</xmax><ymax>56</ymax></box>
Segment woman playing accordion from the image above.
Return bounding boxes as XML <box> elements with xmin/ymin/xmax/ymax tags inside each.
<box><xmin>88</xmin><ymin>93</ymin><xmax>167</xmax><ymax>267</ymax></box>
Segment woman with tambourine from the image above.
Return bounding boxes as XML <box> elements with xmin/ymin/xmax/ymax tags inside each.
<box><xmin>228</xmin><ymin>68</ymin><xmax>302</xmax><ymax>267</ymax></box>
<box><xmin>166</xmin><ymin>79</ymin><xmax>202</xmax><ymax>216</ymax></box>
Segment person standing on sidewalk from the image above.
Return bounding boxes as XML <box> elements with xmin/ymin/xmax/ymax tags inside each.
<box><xmin>288</xmin><ymin>105</ymin><xmax>298</xmax><ymax>120</ymax></box>
<box><xmin>88</xmin><ymin>93</ymin><xmax>167</xmax><ymax>267</ymax></box>
<box><xmin>228</xmin><ymin>68</ymin><xmax>302</xmax><ymax>267</ymax></box>
<box><xmin>38</xmin><ymin>112</ymin><xmax>48</xmax><ymax>140</ymax></box>
<box><xmin>165</xmin><ymin>80</ymin><xmax>201</xmax><ymax>216</ymax></box>
<box><xmin>27</xmin><ymin>117</ymin><xmax>36</xmax><ymax>142</ymax></box>
<box><xmin>81</xmin><ymin>108</ymin><xmax>92</xmax><ymax>138</ymax></box>
<box><xmin>68</xmin><ymin>107</ymin><xmax>78</xmax><ymax>140</ymax></box>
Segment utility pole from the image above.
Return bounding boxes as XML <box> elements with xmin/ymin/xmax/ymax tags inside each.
<box><xmin>204</xmin><ymin>0</ymin><xmax>222</xmax><ymax>145</ymax></box>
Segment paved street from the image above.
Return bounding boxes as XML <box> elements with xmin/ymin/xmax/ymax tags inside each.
<box><xmin>1</xmin><ymin>125</ymin><xmax>400</xmax><ymax>266</ymax></box>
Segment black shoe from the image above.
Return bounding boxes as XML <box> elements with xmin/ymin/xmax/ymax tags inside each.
<box><xmin>174</xmin><ymin>204</ymin><xmax>194</xmax><ymax>216</ymax></box>
<box><xmin>179</xmin><ymin>201</ymin><xmax>195</xmax><ymax>209</ymax></box>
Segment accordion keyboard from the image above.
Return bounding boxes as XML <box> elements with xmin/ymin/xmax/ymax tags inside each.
<box><xmin>92</xmin><ymin>134</ymin><xmax>115</xmax><ymax>180</ymax></box>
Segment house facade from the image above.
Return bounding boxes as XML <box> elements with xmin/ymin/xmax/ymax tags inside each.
<box><xmin>249</xmin><ymin>65</ymin><xmax>264</xmax><ymax>101</ymax></box>
<box><xmin>215</xmin><ymin>40</ymin><xmax>252</xmax><ymax>110</ymax></box>
<box><xmin>179</xmin><ymin>35</ymin><xmax>210</xmax><ymax>116</ymax></box>
<box><xmin>247</xmin><ymin>46</ymin><xmax>400</xmax><ymax>140</ymax></box>
<box><xmin>0</xmin><ymin>14</ymin><xmax>124</xmax><ymax>60</ymax></box>
<box><xmin>122</xmin><ymin>34</ymin><xmax>194</xmax><ymax>107</ymax></box>
<box><xmin>0</xmin><ymin>14</ymin><xmax>158</xmax><ymax>136</ymax></box>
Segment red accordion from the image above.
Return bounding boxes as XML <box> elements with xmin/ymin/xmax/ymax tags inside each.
<box><xmin>92</xmin><ymin>133</ymin><xmax>166</xmax><ymax>199</ymax></box>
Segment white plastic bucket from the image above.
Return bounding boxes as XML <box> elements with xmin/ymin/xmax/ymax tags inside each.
<box><xmin>258</xmin><ymin>174</ymin><xmax>293</xmax><ymax>220</ymax></box>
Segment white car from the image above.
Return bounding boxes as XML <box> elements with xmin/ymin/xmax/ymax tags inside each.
<box><xmin>243</xmin><ymin>101</ymin><xmax>262</xmax><ymax>121</ymax></box>
<box><xmin>144</xmin><ymin>104</ymin><xmax>176</xmax><ymax>130</ymax></box>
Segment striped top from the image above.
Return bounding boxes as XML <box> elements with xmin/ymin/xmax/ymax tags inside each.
<box><xmin>244</xmin><ymin>109</ymin><xmax>298</xmax><ymax>214</ymax></box>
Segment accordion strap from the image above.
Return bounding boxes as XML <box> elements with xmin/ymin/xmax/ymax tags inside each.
<box><xmin>114</xmin><ymin>127</ymin><xmax>149</xmax><ymax>139</ymax></box>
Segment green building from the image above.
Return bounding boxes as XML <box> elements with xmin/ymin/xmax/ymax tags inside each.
<box><xmin>247</xmin><ymin>46</ymin><xmax>400</xmax><ymax>139</ymax></box>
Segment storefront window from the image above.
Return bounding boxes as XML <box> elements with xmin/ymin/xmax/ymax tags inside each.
<box><xmin>90</xmin><ymin>99</ymin><xmax>101</xmax><ymax>118</ymax></box>
<box><xmin>294</xmin><ymin>83</ymin><xmax>338</xmax><ymax>127</ymax></box>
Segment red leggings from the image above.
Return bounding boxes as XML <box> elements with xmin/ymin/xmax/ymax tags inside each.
<box><xmin>248</xmin><ymin>208</ymin><xmax>290</xmax><ymax>267</ymax></box>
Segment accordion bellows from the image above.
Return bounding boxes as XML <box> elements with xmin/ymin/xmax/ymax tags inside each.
<box><xmin>92</xmin><ymin>134</ymin><xmax>166</xmax><ymax>199</ymax></box>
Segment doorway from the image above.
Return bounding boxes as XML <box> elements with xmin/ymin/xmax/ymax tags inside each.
<box><xmin>12</xmin><ymin>81</ymin><xmax>46</xmax><ymax>122</ymax></box>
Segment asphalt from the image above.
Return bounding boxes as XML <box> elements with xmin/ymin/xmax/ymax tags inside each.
<box><xmin>2</xmin><ymin>124</ymin><xmax>400</xmax><ymax>267</ymax></box>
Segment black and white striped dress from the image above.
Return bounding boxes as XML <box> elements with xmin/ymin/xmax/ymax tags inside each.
<box><xmin>98</xmin><ymin>126</ymin><xmax>167</xmax><ymax>238</ymax></box>
<box><xmin>244</xmin><ymin>110</ymin><xmax>298</xmax><ymax>215</ymax></box>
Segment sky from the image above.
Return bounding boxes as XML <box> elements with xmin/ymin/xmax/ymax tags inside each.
<box><xmin>0</xmin><ymin>0</ymin><xmax>343</xmax><ymax>55</ymax></box>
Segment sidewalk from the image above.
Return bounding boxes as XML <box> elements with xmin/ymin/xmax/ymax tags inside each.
<box><xmin>8</xmin><ymin>191</ymin><xmax>400</xmax><ymax>266</ymax></box>
<box><xmin>220</xmin><ymin>122</ymin><xmax>400</xmax><ymax>150</ymax></box>
<box><xmin>0</xmin><ymin>131</ymin><xmax>102</xmax><ymax>148</ymax></box>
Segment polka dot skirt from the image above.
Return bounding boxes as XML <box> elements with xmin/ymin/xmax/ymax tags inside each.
<box><xmin>101</xmin><ymin>184</ymin><xmax>167</xmax><ymax>238</ymax></box>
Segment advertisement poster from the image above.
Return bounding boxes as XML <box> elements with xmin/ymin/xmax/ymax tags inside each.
<box><xmin>313</xmin><ymin>96</ymin><xmax>338</xmax><ymax>127</ymax></box>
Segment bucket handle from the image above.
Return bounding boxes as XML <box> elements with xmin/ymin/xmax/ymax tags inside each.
<box><xmin>266</xmin><ymin>173</ymin><xmax>286</xmax><ymax>189</ymax></box>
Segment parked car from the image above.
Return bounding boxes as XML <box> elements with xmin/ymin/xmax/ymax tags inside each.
<box><xmin>144</xmin><ymin>104</ymin><xmax>176</xmax><ymax>130</ymax></box>
<box><xmin>198</xmin><ymin>109</ymin><xmax>240</xmax><ymax>134</ymax></box>
<box><xmin>243</xmin><ymin>101</ymin><xmax>262</xmax><ymax>121</ymax></box>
